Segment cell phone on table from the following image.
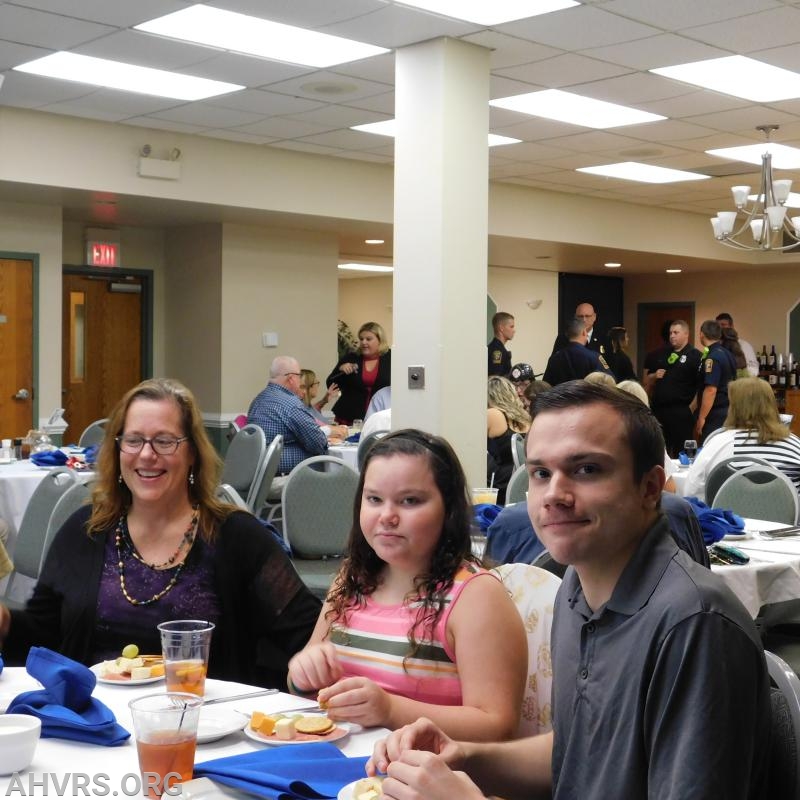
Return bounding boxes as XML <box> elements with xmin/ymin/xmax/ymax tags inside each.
<box><xmin>709</xmin><ymin>543</ymin><xmax>750</xmax><ymax>565</ymax></box>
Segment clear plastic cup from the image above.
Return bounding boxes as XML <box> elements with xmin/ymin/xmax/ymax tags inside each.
<box><xmin>157</xmin><ymin>620</ymin><xmax>214</xmax><ymax>697</ymax></box>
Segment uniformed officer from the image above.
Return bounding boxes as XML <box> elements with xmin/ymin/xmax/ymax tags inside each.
<box><xmin>488</xmin><ymin>312</ymin><xmax>515</xmax><ymax>376</ymax></box>
<box><xmin>551</xmin><ymin>302</ymin><xmax>609</xmax><ymax>356</ymax></box>
<box><xmin>651</xmin><ymin>319</ymin><xmax>702</xmax><ymax>456</ymax></box>
<box><xmin>694</xmin><ymin>319</ymin><xmax>737</xmax><ymax>442</ymax></box>
<box><xmin>543</xmin><ymin>318</ymin><xmax>613</xmax><ymax>386</ymax></box>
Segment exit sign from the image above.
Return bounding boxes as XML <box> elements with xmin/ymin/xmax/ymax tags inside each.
<box><xmin>86</xmin><ymin>241</ymin><xmax>120</xmax><ymax>267</ymax></box>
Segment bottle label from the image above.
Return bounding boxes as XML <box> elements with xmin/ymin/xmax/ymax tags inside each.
<box><xmin>769</xmin><ymin>374</ymin><xmax>778</xmax><ymax>385</ymax></box>
<box><xmin>769</xmin><ymin>356</ymin><xmax>776</xmax><ymax>367</ymax></box>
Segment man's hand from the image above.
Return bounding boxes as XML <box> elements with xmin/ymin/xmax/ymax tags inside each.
<box><xmin>382</xmin><ymin>751</ymin><xmax>485</xmax><ymax>800</ymax></box>
<box><xmin>367</xmin><ymin>717</ymin><xmax>465</xmax><ymax>776</ymax></box>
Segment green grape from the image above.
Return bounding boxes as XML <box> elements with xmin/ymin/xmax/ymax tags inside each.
<box><xmin>121</xmin><ymin>643</ymin><xmax>139</xmax><ymax>659</ymax></box>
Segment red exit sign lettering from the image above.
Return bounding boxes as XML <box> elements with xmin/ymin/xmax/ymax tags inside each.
<box><xmin>87</xmin><ymin>242</ymin><xmax>119</xmax><ymax>267</ymax></box>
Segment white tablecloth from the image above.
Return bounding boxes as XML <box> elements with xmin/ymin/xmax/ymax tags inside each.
<box><xmin>710</xmin><ymin>518</ymin><xmax>800</xmax><ymax>618</ymax></box>
<box><xmin>0</xmin><ymin>670</ymin><xmax>385</xmax><ymax>797</ymax></box>
<box><xmin>328</xmin><ymin>444</ymin><xmax>359</xmax><ymax>470</ymax></box>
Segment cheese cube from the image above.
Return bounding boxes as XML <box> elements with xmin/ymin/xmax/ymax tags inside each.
<box><xmin>99</xmin><ymin>660</ymin><xmax>123</xmax><ymax>677</ymax></box>
<box><xmin>130</xmin><ymin>666</ymin><xmax>152</xmax><ymax>681</ymax></box>
<box><xmin>256</xmin><ymin>716</ymin><xmax>277</xmax><ymax>736</ymax></box>
<box><xmin>357</xmin><ymin>791</ymin><xmax>380</xmax><ymax>800</ymax></box>
<box><xmin>274</xmin><ymin>718</ymin><xmax>296</xmax><ymax>740</ymax></box>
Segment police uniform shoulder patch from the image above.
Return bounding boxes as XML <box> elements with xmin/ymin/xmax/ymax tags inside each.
<box><xmin>705</xmin><ymin>358</ymin><xmax>713</xmax><ymax>373</ymax></box>
<box><xmin>492</xmin><ymin>350</ymin><xmax>502</xmax><ymax>364</ymax></box>
<box><xmin>599</xmin><ymin>355</ymin><xmax>610</xmax><ymax>369</ymax></box>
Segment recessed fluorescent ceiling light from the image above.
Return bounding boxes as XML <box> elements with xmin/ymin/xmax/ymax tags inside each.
<box><xmin>14</xmin><ymin>52</ymin><xmax>242</xmax><ymax>100</ymax></box>
<box><xmin>577</xmin><ymin>162</ymin><xmax>710</xmax><ymax>184</ymax></box>
<box><xmin>489</xmin><ymin>89</ymin><xmax>665</xmax><ymax>128</ymax></box>
<box><xmin>651</xmin><ymin>56</ymin><xmax>800</xmax><ymax>103</ymax></box>
<box><xmin>365</xmin><ymin>239</ymin><xmax>385</xmax><ymax>245</ymax></box>
<box><xmin>136</xmin><ymin>4</ymin><xmax>388</xmax><ymax>69</ymax></box>
<box><xmin>666</xmin><ymin>268</ymin><xmax>682</xmax><ymax>273</ymax></box>
<box><xmin>706</xmin><ymin>143</ymin><xmax>800</xmax><ymax>170</ymax></box>
<box><xmin>338</xmin><ymin>263</ymin><xmax>394</xmax><ymax>273</ymax></box>
<box><xmin>395</xmin><ymin>0</ymin><xmax>578</xmax><ymax>25</ymax></box>
<box><xmin>604</xmin><ymin>262</ymin><xmax>621</xmax><ymax>268</ymax></box>
<box><xmin>352</xmin><ymin>119</ymin><xmax>520</xmax><ymax>146</ymax></box>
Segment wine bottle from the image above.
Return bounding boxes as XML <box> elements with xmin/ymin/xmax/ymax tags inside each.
<box><xmin>760</xmin><ymin>344</ymin><xmax>768</xmax><ymax>370</ymax></box>
<box><xmin>769</xmin><ymin>344</ymin><xmax>777</xmax><ymax>369</ymax></box>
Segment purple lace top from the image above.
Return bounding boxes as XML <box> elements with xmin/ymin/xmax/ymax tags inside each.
<box><xmin>92</xmin><ymin>522</ymin><xmax>221</xmax><ymax>663</ymax></box>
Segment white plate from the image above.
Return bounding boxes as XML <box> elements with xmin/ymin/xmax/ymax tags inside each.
<box><xmin>243</xmin><ymin>719</ymin><xmax>351</xmax><ymax>746</ymax></box>
<box><xmin>90</xmin><ymin>663</ymin><xmax>164</xmax><ymax>686</ymax></box>
<box><xmin>196</xmin><ymin>709</ymin><xmax>247</xmax><ymax>744</ymax></box>
<box><xmin>338</xmin><ymin>778</ymin><xmax>384</xmax><ymax>800</ymax></box>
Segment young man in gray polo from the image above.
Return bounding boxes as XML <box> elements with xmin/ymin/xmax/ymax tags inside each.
<box><xmin>368</xmin><ymin>382</ymin><xmax>771</xmax><ymax>800</ymax></box>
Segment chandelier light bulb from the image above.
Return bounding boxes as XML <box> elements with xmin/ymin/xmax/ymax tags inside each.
<box><xmin>792</xmin><ymin>217</ymin><xmax>800</xmax><ymax>236</ymax></box>
<box><xmin>717</xmin><ymin>211</ymin><xmax>737</xmax><ymax>235</ymax></box>
<box><xmin>773</xmin><ymin>179</ymin><xmax>792</xmax><ymax>204</ymax></box>
<box><xmin>710</xmin><ymin>217</ymin><xmax>724</xmax><ymax>238</ymax></box>
<box><xmin>766</xmin><ymin>205</ymin><xmax>787</xmax><ymax>230</ymax></box>
<box><xmin>731</xmin><ymin>185</ymin><xmax>750</xmax><ymax>207</ymax></box>
<box><xmin>750</xmin><ymin>219</ymin><xmax>764</xmax><ymax>241</ymax></box>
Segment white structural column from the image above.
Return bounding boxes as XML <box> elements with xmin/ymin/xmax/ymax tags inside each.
<box><xmin>392</xmin><ymin>37</ymin><xmax>490</xmax><ymax>485</ymax></box>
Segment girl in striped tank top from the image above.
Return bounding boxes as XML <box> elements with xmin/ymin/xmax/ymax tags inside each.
<box><xmin>288</xmin><ymin>429</ymin><xmax>526</xmax><ymax>742</ymax></box>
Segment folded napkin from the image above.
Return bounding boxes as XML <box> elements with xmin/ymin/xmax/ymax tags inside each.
<box><xmin>7</xmin><ymin>647</ymin><xmax>130</xmax><ymax>746</ymax></box>
<box><xmin>83</xmin><ymin>445</ymin><xmax>99</xmax><ymax>465</ymax></box>
<box><xmin>30</xmin><ymin>450</ymin><xmax>68</xmax><ymax>467</ymax></box>
<box><xmin>345</xmin><ymin>433</ymin><xmax>361</xmax><ymax>444</ymax></box>
<box><xmin>684</xmin><ymin>497</ymin><xmax>744</xmax><ymax>544</ymax></box>
<box><xmin>194</xmin><ymin>743</ymin><xmax>369</xmax><ymax>800</ymax></box>
<box><xmin>473</xmin><ymin>503</ymin><xmax>502</xmax><ymax>533</ymax></box>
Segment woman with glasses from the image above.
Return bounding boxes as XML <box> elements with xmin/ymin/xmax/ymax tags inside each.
<box><xmin>299</xmin><ymin>368</ymin><xmax>338</xmax><ymax>424</ymax></box>
<box><xmin>0</xmin><ymin>378</ymin><xmax>321</xmax><ymax>689</ymax></box>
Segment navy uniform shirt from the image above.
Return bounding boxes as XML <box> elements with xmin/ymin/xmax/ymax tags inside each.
<box><xmin>652</xmin><ymin>344</ymin><xmax>702</xmax><ymax>407</ymax></box>
<box><xmin>487</xmin><ymin>337</ymin><xmax>511</xmax><ymax>376</ymax></box>
<box><xmin>552</xmin><ymin>328</ymin><xmax>608</xmax><ymax>356</ymax></box>
<box><xmin>696</xmin><ymin>341</ymin><xmax>736</xmax><ymax>411</ymax></box>
<box><xmin>543</xmin><ymin>342</ymin><xmax>612</xmax><ymax>386</ymax></box>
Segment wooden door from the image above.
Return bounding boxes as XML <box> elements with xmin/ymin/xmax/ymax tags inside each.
<box><xmin>636</xmin><ymin>302</ymin><xmax>695</xmax><ymax>375</ymax></box>
<box><xmin>62</xmin><ymin>274</ymin><xmax>143</xmax><ymax>443</ymax></box>
<box><xmin>0</xmin><ymin>259</ymin><xmax>33</xmax><ymax>438</ymax></box>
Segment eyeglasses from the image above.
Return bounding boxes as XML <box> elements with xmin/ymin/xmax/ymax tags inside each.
<box><xmin>116</xmin><ymin>435</ymin><xmax>189</xmax><ymax>455</ymax></box>
<box><xmin>311</xmin><ymin>381</ymin><xmax>320</xmax><ymax>387</ymax></box>
<box><xmin>283</xmin><ymin>372</ymin><xmax>301</xmax><ymax>379</ymax></box>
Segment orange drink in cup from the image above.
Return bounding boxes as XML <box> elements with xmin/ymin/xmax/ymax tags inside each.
<box><xmin>157</xmin><ymin>620</ymin><xmax>214</xmax><ymax>697</ymax></box>
<box><xmin>129</xmin><ymin>692</ymin><xmax>202</xmax><ymax>799</ymax></box>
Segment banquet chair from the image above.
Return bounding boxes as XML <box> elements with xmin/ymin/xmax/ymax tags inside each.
<box><xmin>247</xmin><ymin>434</ymin><xmax>283</xmax><ymax>515</ymax></box>
<box><xmin>765</xmin><ymin>650</ymin><xmax>800</xmax><ymax>799</ymax></box>
<box><xmin>45</xmin><ymin>479</ymin><xmax>93</xmax><ymax>563</ymax></box>
<box><xmin>511</xmin><ymin>432</ymin><xmax>526</xmax><ymax>470</ymax></box>
<box><xmin>357</xmin><ymin>430</ymin><xmax>387</xmax><ymax>470</ymax></box>
<box><xmin>491</xmin><ymin>563</ymin><xmax>561</xmax><ymax>736</ymax></box>
<box><xmin>77</xmin><ymin>418</ymin><xmax>108</xmax><ymax>448</ymax></box>
<box><xmin>704</xmin><ymin>455</ymin><xmax>773</xmax><ymax>505</ymax></box>
<box><xmin>530</xmin><ymin>549</ymin><xmax>568</xmax><ymax>580</ymax></box>
<box><xmin>505</xmin><ymin>464</ymin><xmax>529</xmax><ymax>505</ymax></box>
<box><xmin>216</xmin><ymin>484</ymin><xmax>249</xmax><ymax>510</ymax></box>
<box><xmin>1</xmin><ymin>467</ymin><xmax>81</xmax><ymax>609</ymax></box>
<box><xmin>712</xmin><ymin>465</ymin><xmax>799</xmax><ymax>525</ymax></box>
<box><xmin>219</xmin><ymin>424</ymin><xmax>266</xmax><ymax>505</ymax></box>
<box><xmin>281</xmin><ymin>456</ymin><xmax>359</xmax><ymax>600</ymax></box>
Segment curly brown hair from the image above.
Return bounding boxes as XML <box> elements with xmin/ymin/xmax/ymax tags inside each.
<box><xmin>88</xmin><ymin>378</ymin><xmax>233</xmax><ymax>540</ymax></box>
<box><xmin>326</xmin><ymin>429</ymin><xmax>478</xmax><ymax>658</ymax></box>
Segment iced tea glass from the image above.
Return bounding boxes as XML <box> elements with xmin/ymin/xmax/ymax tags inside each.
<box><xmin>129</xmin><ymin>692</ymin><xmax>202</xmax><ymax>799</ymax></box>
<box><xmin>157</xmin><ymin>620</ymin><xmax>215</xmax><ymax>697</ymax></box>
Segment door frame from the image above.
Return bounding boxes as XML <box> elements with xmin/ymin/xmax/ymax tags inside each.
<box><xmin>62</xmin><ymin>264</ymin><xmax>154</xmax><ymax>379</ymax></box>
<box><xmin>0</xmin><ymin>251</ymin><xmax>39</xmax><ymax>427</ymax></box>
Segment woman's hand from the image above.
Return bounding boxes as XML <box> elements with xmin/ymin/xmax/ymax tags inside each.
<box><xmin>368</xmin><ymin>717</ymin><xmax>465</xmax><ymax>776</ymax></box>
<box><xmin>339</xmin><ymin>363</ymin><xmax>358</xmax><ymax>375</ymax></box>
<box><xmin>287</xmin><ymin>642</ymin><xmax>342</xmax><ymax>694</ymax></box>
<box><xmin>326</xmin><ymin>383</ymin><xmax>340</xmax><ymax>402</ymax></box>
<box><xmin>318</xmin><ymin>676</ymin><xmax>392</xmax><ymax>728</ymax></box>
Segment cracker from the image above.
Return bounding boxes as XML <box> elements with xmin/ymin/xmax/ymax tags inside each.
<box><xmin>294</xmin><ymin>715</ymin><xmax>335</xmax><ymax>734</ymax></box>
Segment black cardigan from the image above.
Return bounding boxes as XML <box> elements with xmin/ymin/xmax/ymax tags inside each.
<box><xmin>7</xmin><ymin>508</ymin><xmax>321</xmax><ymax>689</ymax></box>
<box><xmin>327</xmin><ymin>350</ymin><xmax>391</xmax><ymax>424</ymax></box>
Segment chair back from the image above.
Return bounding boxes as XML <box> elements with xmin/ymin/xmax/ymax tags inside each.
<box><xmin>247</xmin><ymin>434</ymin><xmax>284</xmax><ymax>514</ymax></box>
<box><xmin>3</xmin><ymin>468</ymin><xmax>81</xmax><ymax>607</ymax></box>
<box><xmin>713</xmin><ymin>465</ymin><xmax>799</xmax><ymax>525</ymax></box>
<box><xmin>78</xmin><ymin>418</ymin><xmax>108</xmax><ymax>448</ymax></box>
<box><xmin>282</xmin><ymin>456</ymin><xmax>360</xmax><ymax>558</ymax></box>
<box><xmin>491</xmin><ymin>563</ymin><xmax>561</xmax><ymax>736</ymax></box>
<box><xmin>220</xmin><ymin>424</ymin><xmax>266</xmax><ymax>500</ymax></box>
<box><xmin>505</xmin><ymin>464</ymin><xmax>529</xmax><ymax>505</ymax></box>
<box><xmin>44</xmin><ymin>479</ymin><xmax>92</xmax><ymax>568</ymax></box>
<box><xmin>216</xmin><ymin>483</ymin><xmax>249</xmax><ymax>509</ymax></box>
<box><xmin>705</xmin><ymin>455</ymin><xmax>773</xmax><ymax>505</ymax></box>
<box><xmin>511</xmin><ymin>432</ymin><xmax>526</xmax><ymax>470</ymax></box>
<box><xmin>765</xmin><ymin>650</ymin><xmax>800</xmax><ymax>798</ymax></box>
<box><xmin>357</xmin><ymin>430</ymin><xmax>388</xmax><ymax>471</ymax></box>
<box><xmin>530</xmin><ymin>548</ymin><xmax>568</xmax><ymax>579</ymax></box>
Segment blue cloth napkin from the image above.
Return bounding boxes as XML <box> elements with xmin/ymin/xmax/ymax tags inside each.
<box><xmin>30</xmin><ymin>450</ymin><xmax>68</xmax><ymax>466</ymax></box>
<box><xmin>7</xmin><ymin>647</ymin><xmax>130</xmax><ymax>746</ymax></box>
<box><xmin>473</xmin><ymin>503</ymin><xmax>502</xmax><ymax>533</ymax></box>
<box><xmin>345</xmin><ymin>433</ymin><xmax>360</xmax><ymax>444</ymax></box>
<box><xmin>194</xmin><ymin>743</ymin><xmax>369</xmax><ymax>800</ymax></box>
<box><xmin>684</xmin><ymin>497</ymin><xmax>744</xmax><ymax>544</ymax></box>
<box><xmin>83</xmin><ymin>445</ymin><xmax>99</xmax><ymax>464</ymax></box>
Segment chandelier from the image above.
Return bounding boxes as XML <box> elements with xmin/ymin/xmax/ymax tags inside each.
<box><xmin>710</xmin><ymin>125</ymin><xmax>800</xmax><ymax>251</ymax></box>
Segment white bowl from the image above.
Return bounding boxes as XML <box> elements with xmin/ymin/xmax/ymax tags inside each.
<box><xmin>0</xmin><ymin>715</ymin><xmax>41</xmax><ymax>774</ymax></box>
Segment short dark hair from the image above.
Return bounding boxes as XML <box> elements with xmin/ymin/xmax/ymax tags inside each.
<box><xmin>715</xmin><ymin>312</ymin><xmax>733</xmax><ymax>325</ymax></box>
<box><xmin>492</xmin><ymin>312</ymin><xmax>514</xmax><ymax>333</ymax></box>
<box><xmin>531</xmin><ymin>381</ymin><xmax>665</xmax><ymax>483</ymax></box>
<box><xmin>566</xmin><ymin>318</ymin><xmax>586</xmax><ymax>339</ymax></box>
<box><xmin>700</xmin><ymin>319</ymin><xmax>722</xmax><ymax>341</ymax></box>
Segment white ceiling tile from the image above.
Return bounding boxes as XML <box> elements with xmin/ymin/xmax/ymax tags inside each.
<box><xmin>335</xmin><ymin>149</ymin><xmax>393</xmax><ymax>163</ymax></box>
<box><xmin>285</xmin><ymin>103</ymin><xmax>388</xmax><ymax>128</ymax></box>
<box><xmin>751</xmin><ymin>43</ymin><xmax>800</xmax><ymax>73</ymax></box>
<box><xmin>498</xmin><ymin>5</ymin><xmax>660</xmax><ymax>50</ymax></box>
<box><xmin>461</xmin><ymin>31</ymin><xmax>563</xmax><ymax>69</ymax></box>
<box><xmin>582</xmin><ymin>34</ymin><xmax>726</xmax><ymax>71</ymax></box>
<box><xmin>687</xmin><ymin>106</ymin><xmax>800</xmax><ymax>133</ymax></box>
<box><xmin>10</xmin><ymin>0</ymin><xmax>188</xmax><ymax>27</ymax></box>
<box><xmin>175</xmin><ymin>53</ymin><xmax>315</xmax><ymax>87</ymax></box>
<box><xmin>233</xmin><ymin>117</ymin><xmax>336</xmax><ymax>138</ymax></box>
<box><xmin>620</xmin><ymin>119</ymin><xmax>725</xmax><ymax>141</ymax></box>
<box><xmin>484</xmin><ymin>140</ymin><xmax>574</xmax><ymax>161</ymax></box>
<box><xmin>639</xmin><ymin>91</ymin><xmax>749</xmax><ymax>119</ymax></box>
<box><xmin>298</xmin><ymin>127</ymin><xmax>395</xmax><ymax>149</ymax></box>
<box><xmin>122</xmin><ymin>117</ymin><xmax>208</xmax><ymax>134</ymax></box>
<box><xmin>42</xmin><ymin>88</ymin><xmax>183</xmax><ymax>118</ymax></box>
<box><xmin>0</xmin><ymin>5</ymin><xmax>114</xmax><ymax>49</ymax></box>
<box><xmin>495</xmin><ymin>53</ymin><xmax>631</xmax><ymax>89</ymax></box>
<box><xmin>0</xmin><ymin>71</ymin><xmax>93</xmax><ymax>107</ymax></box>
<box><xmin>494</xmin><ymin>116</ymin><xmax>592</xmax><ymax>141</ymax></box>
<box><xmin>0</xmin><ymin>39</ymin><xmax>49</xmax><ymax>70</ymax></box>
<box><xmin>148</xmin><ymin>103</ymin><xmax>265</xmax><ymax>128</ymax></box>
<box><xmin>202</xmin><ymin>89</ymin><xmax>323</xmax><ymax>116</ymax></box>
<box><xmin>331</xmin><ymin>53</ymin><xmax>395</xmax><ymax>86</ymax></box>
<box><xmin>345</xmin><ymin>91</ymin><xmax>395</xmax><ymax>115</ymax></box>
<box><xmin>202</xmin><ymin>128</ymin><xmax>279</xmax><ymax>145</ymax></box>
<box><xmin>490</xmin><ymin>75</ymin><xmax>544</xmax><ymax>101</ymax></box>
<box><xmin>75</xmin><ymin>31</ymin><xmax>222</xmax><ymax>70</ymax></box>
<box><xmin>262</xmin><ymin>70</ymin><xmax>390</xmax><ymax>103</ymax></box>
<box><xmin>210</xmin><ymin>0</ymin><xmax>387</xmax><ymax>29</ymax></box>
<box><xmin>267</xmin><ymin>139</ymin><xmax>345</xmax><ymax>156</ymax></box>
<box><xmin>571</xmin><ymin>72</ymin><xmax>693</xmax><ymax>104</ymax></box>
<box><xmin>683</xmin><ymin>6</ymin><xmax>800</xmax><ymax>52</ymax></box>
<box><xmin>597</xmin><ymin>0</ymin><xmax>780</xmax><ymax>30</ymax></box>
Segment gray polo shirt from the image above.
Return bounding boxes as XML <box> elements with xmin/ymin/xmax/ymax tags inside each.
<box><xmin>551</xmin><ymin>514</ymin><xmax>770</xmax><ymax>800</ymax></box>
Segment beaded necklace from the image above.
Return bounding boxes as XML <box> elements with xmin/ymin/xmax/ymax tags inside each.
<box><xmin>115</xmin><ymin>506</ymin><xmax>199</xmax><ymax>607</ymax></box>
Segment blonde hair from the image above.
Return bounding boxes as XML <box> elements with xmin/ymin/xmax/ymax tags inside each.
<box><xmin>585</xmin><ymin>372</ymin><xmax>616</xmax><ymax>388</ymax></box>
<box><xmin>358</xmin><ymin>322</ymin><xmax>390</xmax><ymax>355</ymax></box>
<box><xmin>299</xmin><ymin>368</ymin><xmax>318</xmax><ymax>407</ymax></box>
<box><xmin>89</xmin><ymin>378</ymin><xmax>233</xmax><ymax>541</ymax></box>
<box><xmin>616</xmin><ymin>379</ymin><xmax>650</xmax><ymax>407</ymax></box>
<box><xmin>726</xmin><ymin>377</ymin><xmax>789</xmax><ymax>444</ymax></box>
<box><xmin>488</xmin><ymin>376</ymin><xmax>530</xmax><ymax>431</ymax></box>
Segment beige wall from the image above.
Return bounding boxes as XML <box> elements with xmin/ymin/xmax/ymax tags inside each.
<box><xmin>338</xmin><ymin>276</ymin><xmax>394</xmax><ymax>347</ymax></box>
